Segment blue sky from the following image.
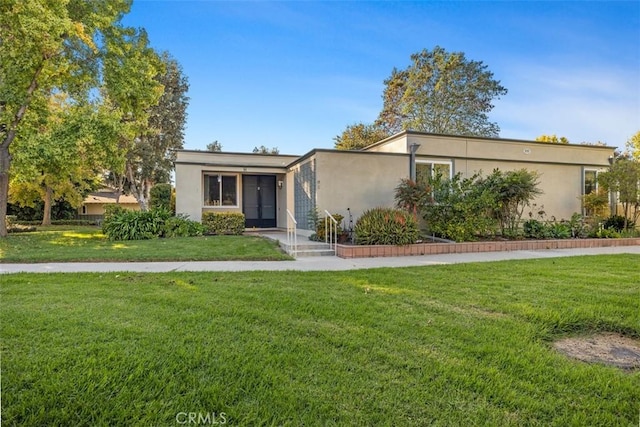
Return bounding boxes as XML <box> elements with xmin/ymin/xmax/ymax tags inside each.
<box><xmin>123</xmin><ymin>1</ymin><xmax>640</xmax><ymax>154</ymax></box>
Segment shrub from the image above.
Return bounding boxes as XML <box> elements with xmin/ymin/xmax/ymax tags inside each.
<box><xmin>150</xmin><ymin>184</ymin><xmax>173</xmax><ymax>212</ymax></box>
<box><xmin>592</xmin><ymin>227</ymin><xmax>621</xmax><ymax>239</ymax></box>
<box><xmin>355</xmin><ymin>208</ymin><xmax>418</xmax><ymax>245</ymax></box>
<box><xmin>163</xmin><ymin>214</ymin><xmax>204</xmax><ymax>238</ymax></box>
<box><xmin>479</xmin><ymin>168</ymin><xmax>542</xmax><ymax>236</ymax></box>
<box><xmin>102</xmin><ymin>208</ymin><xmax>172</xmax><ymax>241</ymax></box>
<box><xmin>394</xmin><ymin>179</ymin><xmax>430</xmax><ymax>219</ymax></box>
<box><xmin>202</xmin><ymin>212</ymin><xmax>245</xmax><ymax>235</ymax></box>
<box><xmin>422</xmin><ymin>173</ymin><xmax>497</xmax><ymax>242</ymax></box>
<box><xmin>548</xmin><ymin>222</ymin><xmax>571</xmax><ymax>239</ymax></box>
<box><xmin>316</xmin><ymin>214</ymin><xmax>344</xmax><ymax>241</ymax></box>
<box><xmin>523</xmin><ymin>219</ymin><xmax>549</xmax><ymax>239</ymax></box>
<box><xmin>567</xmin><ymin>212</ymin><xmax>591</xmax><ymax>238</ymax></box>
<box><xmin>603</xmin><ymin>215</ymin><xmax>635</xmax><ymax>232</ymax></box>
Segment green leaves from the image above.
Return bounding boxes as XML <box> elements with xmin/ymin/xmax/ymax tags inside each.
<box><xmin>414</xmin><ymin>168</ymin><xmax>541</xmax><ymax>241</ymax></box>
<box><xmin>376</xmin><ymin>46</ymin><xmax>507</xmax><ymax>137</ymax></box>
<box><xmin>201</xmin><ymin>212</ymin><xmax>246</xmax><ymax>235</ymax></box>
<box><xmin>354</xmin><ymin>207</ymin><xmax>419</xmax><ymax>245</ymax></box>
<box><xmin>334</xmin><ymin>122</ymin><xmax>389</xmax><ymax>150</ymax></box>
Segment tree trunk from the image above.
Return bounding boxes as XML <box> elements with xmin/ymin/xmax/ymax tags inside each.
<box><xmin>0</xmin><ymin>60</ymin><xmax>46</xmax><ymax>237</ymax></box>
<box><xmin>0</xmin><ymin>142</ymin><xmax>10</xmax><ymax>237</ymax></box>
<box><xmin>42</xmin><ymin>185</ymin><xmax>53</xmax><ymax>226</ymax></box>
<box><xmin>126</xmin><ymin>163</ymin><xmax>148</xmax><ymax>211</ymax></box>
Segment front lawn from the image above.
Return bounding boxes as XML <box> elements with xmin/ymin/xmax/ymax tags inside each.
<box><xmin>1</xmin><ymin>255</ymin><xmax>639</xmax><ymax>425</ymax></box>
<box><xmin>0</xmin><ymin>226</ymin><xmax>290</xmax><ymax>262</ymax></box>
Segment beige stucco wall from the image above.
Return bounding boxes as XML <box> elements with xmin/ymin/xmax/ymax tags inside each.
<box><xmin>369</xmin><ymin>133</ymin><xmax>614</xmax><ymax>220</ymax></box>
<box><xmin>79</xmin><ymin>203</ymin><xmax>140</xmax><ymax>216</ymax></box>
<box><xmin>364</xmin><ymin>134</ymin><xmax>409</xmax><ymax>153</ymax></box>
<box><xmin>175</xmin><ymin>150</ymin><xmax>293</xmax><ymax>223</ymax></box>
<box><xmin>312</xmin><ymin>150</ymin><xmax>409</xmax><ymax>223</ymax></box>
<box><xmin>176</xmin><ymin>134</ymin><xmax>614</xmax><ymax>228</ymax></box>
<box><xmin>459</xmin><ymin>160</ymin><xmax>590</xmax><ymax>220</ymax></box>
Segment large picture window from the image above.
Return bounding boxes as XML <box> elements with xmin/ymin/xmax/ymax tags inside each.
<box><xmin>416</xmin><ymin>161</ymin><xmax>452</xmax><ymax>186</ymax></box>
<box><xmin>204</xmin><ymin>174</ymin><xmax>237</xmax><ymax>206</ymax></box>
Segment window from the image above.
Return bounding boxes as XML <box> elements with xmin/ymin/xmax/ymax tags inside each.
<box><xmin>416</xmin><ymin>161</ymin><xmax>452</xmax><ymax>186</ymax></box>
<box><xmin>583</xmin><ymin>169</ymin><xmax>598</xmax><ymax>195</ymax></box>
<box><xmin>204</xmin><ymin>174</ymin><xmax>237</xmax><ymax>206</ymax></box>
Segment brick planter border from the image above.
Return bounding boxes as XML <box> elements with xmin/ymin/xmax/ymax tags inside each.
<box><xmin>336</xmin><ymin>238</ymin><xmax>640</xmax><ymax>259</ymax></box>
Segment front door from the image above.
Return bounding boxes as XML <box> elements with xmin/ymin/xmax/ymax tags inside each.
<box><xmin>242</xmin><ymin>175</ymin><xmax>277</xmax><ymax>228</ymax></box>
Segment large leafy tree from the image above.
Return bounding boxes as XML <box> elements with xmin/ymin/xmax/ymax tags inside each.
<box><xmin>0</xmin><ymin>0</ymin><xmax>132</xmax><ymax>236</ymax></box>
<box><xmin>106</xmin><ymin>50</ymin><xmax>186</xmax><ymax>211</ymax></box>
<box><xmin>10</xmin><ymin>94</ymin><xmax>121</xmax><ymax>225</ymax></box>
<box><xmin>334</xmin><ymin>122</ymin><xmax>389</xmax><ymax>150</ymax></box>
<box><xmin>375</xmin><ymin>46</ymin><xmax>508</xmax><ymax>137</ymax></box>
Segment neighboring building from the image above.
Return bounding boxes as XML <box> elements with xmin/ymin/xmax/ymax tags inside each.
<box><xmin>175</xmin><ymin>131</ymin><xmax>615</xmax><ymax>230</ymax></box>
<box><xmin>78</xmin><ymin>189</ymin><xmax>140</xmax><ymax>219</ymax></box>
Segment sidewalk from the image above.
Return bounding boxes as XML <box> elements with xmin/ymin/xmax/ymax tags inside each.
<box><xmin>2</xmin><ymin>245</ymin><xmax>639</xmax><ymax>274</ymax></box>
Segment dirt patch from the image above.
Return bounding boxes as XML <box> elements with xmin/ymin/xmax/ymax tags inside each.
<box><xmin>553</xmin><ymin>333</ymin><xmax>640</xmax><ymax>370</ymax></box>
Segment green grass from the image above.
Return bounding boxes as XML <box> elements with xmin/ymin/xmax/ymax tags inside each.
<box><xmin>0</xmin><ymin>226</ymin><xmax>291</xmax><ymax>262</ymax></box>
<box><xmin>1</xmin><ymin>255</ymin><xmax>639</xmax><ymax>426</ymax></box>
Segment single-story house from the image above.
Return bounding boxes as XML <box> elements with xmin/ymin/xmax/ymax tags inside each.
<box><xmin>174</xmin><ymin>131</ymin><xmax>615</xmax><ymax>231</ymax></box>
<box><xmin>78</xmin><ymin>189</ymin><xmax>140</xmax><ymax>218</ymax></box>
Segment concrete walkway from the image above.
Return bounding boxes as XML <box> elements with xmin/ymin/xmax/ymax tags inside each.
<box><xmin>2</xmin><ymin>245</ymin><xmax>639</xmax><ymax>274</ymax></box>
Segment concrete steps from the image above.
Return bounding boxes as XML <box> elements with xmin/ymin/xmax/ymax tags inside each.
<box><xmin>279</xmin><ymin>242</ymin><xmax>335</xmax><ymax>257</ymax></box>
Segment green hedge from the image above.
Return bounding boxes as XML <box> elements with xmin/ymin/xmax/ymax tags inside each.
<box><xmin>202</xmin><ymin>212</ymin><xmax>245</xmax><ymax>235</ymax></box>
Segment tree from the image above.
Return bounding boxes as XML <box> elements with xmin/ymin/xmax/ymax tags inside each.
<box><xmin>111</xmin><ymin>52</ymin><xmax>188</xmax><ymax>211</ymax></box>
<box><xmin>598</xmin><ymin>156</ymin><xmax>640</xmax><ymax>230</ymax></box>
<box><xmin>479</xmin><ymin>169</ymin><xmax>542</xmax><ymax>236</ymax></box>
<box><xmin>626</xmin><ymin>130</ymin><xmax>640</xmax><ymax>161</ymax></box>
<box><xmin>535</xmin><ymin>134</ymin><xmax>569</xmax><ymax>144</ymax></box>
<box><xmin>253</xmin><ymin>146</ymin><xmax>279</xmax><ymax>155</ymax></box>
<box><xmin>9</xmin><ymin>94</ymin><xmax>121</xmax><ymax>225</ymax></box>
<box><xmin>334</xmin><ymin>122</ymin><xmax>389</xmax><ymax>150</ymax></box>
<box><xmin>0</xmin><ymin>0</ymin><xmax>133</xmax><ymax>237</ymax></box>
<box><xmin>100</xmin><ymin>26</ymin><xmax>166</xmax><ymax>211</ymax></box>
<box><xmin>206</xmin><ymin>140</ymin><xmax>222</xmax><ymax>152</ymax></box>
<box><xmin>375</xmin><ymin>46</ymin><xmax>508</xmax><ymax>137</ymax></box>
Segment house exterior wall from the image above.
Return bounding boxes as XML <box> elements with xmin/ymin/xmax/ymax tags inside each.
<box><xmin>175</xmin><ymin>150</ymin><xmax>295</xmax><ymax>223</ymax></box>
<box><xmin>367</xmin><ymin>132</ymin><xmax>613</xmax><ymax>220</ymax></box>
<box><xmin>175</xmin><ymin>132</ymin><xmax>615</xmax><ymax>229</ymax></box>
<box><xmin>79</xmin><ymin>203</ymin><xmax>140</xmax><ymax>216</ymax></box>
<box><xmin>312</xmin><ymin>150</ymin><xmax>408</xmax><ymax>224</ymax></box>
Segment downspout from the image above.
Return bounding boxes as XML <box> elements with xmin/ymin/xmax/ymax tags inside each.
<box><xmin>409</xmin><ymin>143</ymin><xmax>421</xmax><ymax>181</ymax></box>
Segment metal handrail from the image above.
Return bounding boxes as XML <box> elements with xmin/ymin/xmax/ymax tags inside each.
<box><xmin>324</xmin><ymin>210</ymin><xmax>338</xmax><ymax>252</ymax></box>
<box><xmin>286</xmin><ymin>209</ymin><xmax>297</xmax><ymax>257</ymax></box>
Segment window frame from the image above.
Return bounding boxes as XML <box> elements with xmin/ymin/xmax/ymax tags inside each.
<box><xmin>203</xmin><ymin>173</ymin><xmax>239</xmax><ymax>208</ymax></box>
<box><xmin>582</xmin><ymin>168</ymin><xmax>600</xmax><ymax>196</ymax></box>
<box><xmin>416</xmin><ymin>159</ymin><xmax>453</xmax><ymax>184</ymax></box>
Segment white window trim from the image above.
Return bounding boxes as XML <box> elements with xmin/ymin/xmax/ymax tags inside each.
<box><xmin>582</xmin><ymin>168</ymin><xmax>601</xmax><ymax>195</ymax></box>
<box><xmin>203</xmin><ymin>173</ymin><xmax>240</xmax><ymax>208</ymax></box>
<box><xmin>416</xmin><ymin>159</ymin><xmax>453</xmax><ymax>179</ymax></box>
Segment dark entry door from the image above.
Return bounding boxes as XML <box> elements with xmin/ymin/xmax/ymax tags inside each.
<box><xmin>243</xmin><ymin>175</ymin><xmax>277</xmax><ymax>228</ymax></box>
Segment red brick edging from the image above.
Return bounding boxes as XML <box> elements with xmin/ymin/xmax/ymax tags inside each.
<box><xmin>336</xmin><ymin>238</ymin><xmax>640</xmax><ymax>259</ymax></box>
